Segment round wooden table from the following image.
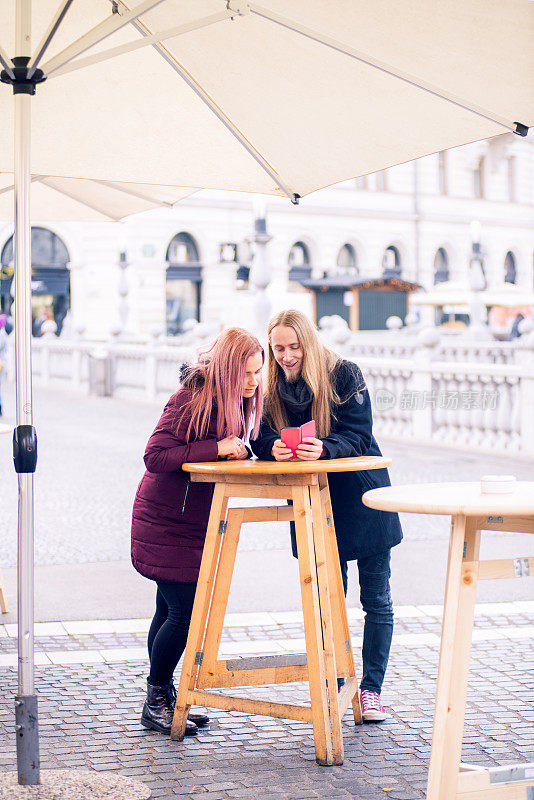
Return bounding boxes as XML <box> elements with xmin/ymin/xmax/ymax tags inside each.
<box><xmin>363</xmin><ymin>481</ymin><xmax>534</xmax><ymax>800</ymax></box>
<box><xmin>171</xmin><ymin>456</ymin><xmax>390</xmax><ymax>766</ymax></box>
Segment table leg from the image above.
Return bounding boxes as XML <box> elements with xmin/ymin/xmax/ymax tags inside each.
<box><xmin>292</xmin><ymin>484</ymin><xmax>333</xmax><ymax>766</ymax></box>
<box><xmin>0</xmin><ymin>566</ymin><xmax>8</xmax><ymax>613</ymax></box>
<box><xmin>427</xmin><ymin>515</ymin><xmax>480</xmax><ymax>800</ymax></box>
<box><xmin>310</xmin><ymin>482</ymin><xmax>344</xmax><ymax>764</ymax></box>
<box><xmin>201</xmin><ymin>507</ymin><xmax>245</xmax><ymax>670</ymax></box>
<box><xmin>319</xmin><ymin>473</ymin><xmax>361</xmax><ymax>726</ymax></box>
<box><xmin>171</xmin><ymin>483</ymin><xmax>228</xmax><ymax>740</ymax></box>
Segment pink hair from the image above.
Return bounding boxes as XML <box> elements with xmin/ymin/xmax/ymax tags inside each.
<box><xmin>178</xmin><ymin>328</ymin><xmax>264</xmax><ymax>441</ymax></box>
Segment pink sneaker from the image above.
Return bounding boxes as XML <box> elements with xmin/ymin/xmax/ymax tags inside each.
<box><xmin>360</xmin><ymin>690</ymin><xmax>387</xmax><ymax>722</ymax></box>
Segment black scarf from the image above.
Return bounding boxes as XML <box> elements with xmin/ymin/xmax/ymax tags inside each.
<box><xmin>277</xmin><ymin>373</ymin><xmax>314</xmax><ymax>415</ymax></box>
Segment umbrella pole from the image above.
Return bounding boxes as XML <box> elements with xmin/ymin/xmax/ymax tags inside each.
<box><xmin>13</xmin><ymin>0</ymin><xmax>40</xmax><ymax>785</ymax></box>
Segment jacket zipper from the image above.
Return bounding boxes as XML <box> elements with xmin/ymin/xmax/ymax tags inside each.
<box><xmin>180</xmin><ymin>479</ymin><xmax>191</xmax><ymax>515</ymax></box>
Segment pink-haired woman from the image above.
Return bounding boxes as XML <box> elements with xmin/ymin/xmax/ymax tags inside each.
<box><xmin>131</xmin><ymin>328</ymin><xmax>264</xmax><ymax>736</ymax></box>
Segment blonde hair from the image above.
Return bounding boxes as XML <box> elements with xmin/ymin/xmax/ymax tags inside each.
<box><xmin>265</xmin><ymin>310</ymin><xmax>342</xmax><ymax>437</ymax></box>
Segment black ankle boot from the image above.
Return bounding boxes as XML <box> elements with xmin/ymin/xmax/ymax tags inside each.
<box><xmin>141</xmin><ymin>680</ymin><xmax>198</xmax><ymax>736</ymax></box>
<box><xmin>166</xmin><ymin>680</ymin><xmax>211</xmax><ymax>728</ymax></box>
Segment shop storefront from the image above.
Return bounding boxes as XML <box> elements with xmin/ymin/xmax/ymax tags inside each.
<box><xmin>0</xmin><ymin>227</ymin><xmax>70</xmax><ymax>335</ymax></box>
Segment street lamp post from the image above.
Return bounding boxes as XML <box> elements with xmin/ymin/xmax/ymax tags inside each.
<box><xmin>116</xmin><ymin>223</ymin><xmax>130</xmax><ymax>338</ymax></box>
<box><xmin>467</xmin><ymin>221</ymin><xmax>490</xmax><ymax>340</ymax></box>
<box><xmin>249</xmin><ymin>197</ymin><xmax>272</xmax><ymax>339</ymax></box>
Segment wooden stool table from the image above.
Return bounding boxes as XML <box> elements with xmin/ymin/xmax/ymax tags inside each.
<box><xmin>170</xmin><ymin>456</ymin><xmax>391</xmax><ymax>765</ymax></box>
<box><xmin>0</xmin><ymin>423</ymin><xmax>11</xmax><ymax>613</ymax></box>
<box><xmin>363</xmin><ymin>481</ymin><xmax>534</xmax><ymax>800</ymax></box>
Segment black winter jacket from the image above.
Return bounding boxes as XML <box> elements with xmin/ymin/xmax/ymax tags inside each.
<box><xmin>250</xmin><ymin>360</ymin><xmax>403</xmax><ymax>561</ymax></box>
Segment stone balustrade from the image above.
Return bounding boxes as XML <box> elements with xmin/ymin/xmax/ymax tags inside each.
<box><xmin>5</xmin><ymin>327</ymin><xmax>534</xmax><ymax>457</ymax></box>
<box><xmin>332</xmin><ymin>330</ymin><xmax>518</xmax><ymax>364</ymax></box>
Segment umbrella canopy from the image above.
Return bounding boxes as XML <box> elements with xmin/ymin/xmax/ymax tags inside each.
<box><xmin>412</xmin><ymin>282</ymin><xmax>534</xmax><ymax>309</ymax></box>
<box><xmin>0</xmin><ymin>0</ymin><xmax>533</xmax><ymax>785</ymax></box>
<box><xmin>0</xmin><ymin>174</ymin><xmax>196</xmax><ymax>221</ymax></box>
<box><xmin>481</xmin><ymin>282</ymin><xmax>534</xmax><ymax>308</ymax></box>
<box><xmin>1</xmin><ymin>1</ymin><xmax>533</xmax><ymax>201</ymax></box>
<box><xmin>410</xmin><ymin>281</ymin><xmax>473</xmax><ymax>307</ymax></box>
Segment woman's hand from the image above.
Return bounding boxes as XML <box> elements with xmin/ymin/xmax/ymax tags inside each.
<box><xmin>227</xmin><ymin>440</ymin><xmax>249</xmax><ymax>460</ymax></box>
<box><xmin>272</xmin><ymin>439</ymin><xmax>294</xmax><ymax>461</ymax></box>
<box><xmin>217</xmin><ymin>436</ymin><xmax>244</xmax><ymax>458</ymax></box>
<box><xmin>295</xmin><ymin>436</ymin><xmax>324</xmax><ymax>461</ymax></box>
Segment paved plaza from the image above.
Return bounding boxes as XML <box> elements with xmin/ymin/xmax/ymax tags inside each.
<box><xmin>0</xmin><ymin>606</ymin><xmax>532</xmax><ymax>800</ymax></box>
<box><xmin>0</xmin><ymin>381</ymin><xmax>533</xmax><ymax>798</ymax></box>
<box><xmin>0</xmin><ymin>381</ymin><xmax>532</xmax><ymax>621</ymax></box>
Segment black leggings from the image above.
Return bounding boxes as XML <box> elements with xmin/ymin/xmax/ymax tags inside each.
<box><xmin>147</xmin><ymin>580</ymin><xmax>197</xmax><ymax>686</ymax></box>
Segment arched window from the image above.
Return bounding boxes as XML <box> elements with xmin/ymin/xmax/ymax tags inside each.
<box><xmin>504</xmin><ymin>251</ymin><xmax>516</xmax><ymax>284</ymax></box>
<box><xmin>1</xmin><ymin>226</ymin><xmax>69</xmax><ymax>268</ymax></box>
<box><xmin>165</xmin><ymin>233</ymin><xmax>202</xmax><ymax>335</ymax></box>
<box><xmin>288</xmin><ymin>241</ymin><xmax>310</xmax><ymax>268</ymax></box>
<box><xmin>1</xmin><ymin>227</ymin><xmax>70</xmax><ymax>334</ymax></box>
<box><xmin>288</xmin><ymin>241</ymin><xmax>311</xmax><ymax>284</ymax></box>
<box><xmin>382</xmin><ymin>245</ymin><xmax>401</xmax><ymax>277</ymax></box>
<box><xmin>336</xmin><ymin>244</ymin><xmax>358</xmax><ymax>274</ymax></box>
<box><xmin>433</xmin><ymin>248</ymin><xmax>449</xmax><ymax>284</ymax></box>
<box><xmin>166</xmin><ymin>232</ymin><xmax>199</xmax><ymax>264</ymax></box>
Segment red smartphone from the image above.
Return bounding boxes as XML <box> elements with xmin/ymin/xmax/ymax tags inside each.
<box><xmin>281</xmin><ymin>420</ymin><xmax>316</xmax><ymax>455</ymax></box>
<box><xmin>280</xmin><ymin>428</ymin><xmax>300</xmax><ymax>454</ymax></box>
<box><xmin>300</xmin><ymin>420</ymin><xmax>316</xmax><ymax>440</ymax></box>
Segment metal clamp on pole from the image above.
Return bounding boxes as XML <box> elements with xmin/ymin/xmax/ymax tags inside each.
<box><xmin>13</xmin><ymin>426</ymin><xmax>37</xmax><ymax>474</ymax></box>
<box><xmin>14</xmin><ymin>695</ymin><xmax>40</xmax><ymax>785</ymax></box>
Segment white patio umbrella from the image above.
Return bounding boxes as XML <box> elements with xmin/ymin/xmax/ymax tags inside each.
<box><xmin>0</xmin><ymin>174</ymin><xmax>197</xmax><ymax>221</ymax></box>
<box><xmin>410</xmin><ymin>281</ymin><xmax>473</xmax><ymax>308</ymax></box>
<box><xmin>481</xmin><ymin>282</ymin><xmax>534</xmax><ymax>309</ymax></box>
<box><xmin>0</xmin><ymin>0</ymin><xmax>532</xmax><ymax>789</ymax></box>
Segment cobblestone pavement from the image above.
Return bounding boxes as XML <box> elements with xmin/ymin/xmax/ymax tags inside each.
<box><xmin>0</xmin><ymin>382</ymin><xmax>533</xmax><ymax>568</ymax></box>
<box><xmin>1</xmin><ymin>383</ymin><xmax>533</xmax><ymax>798</ymax></box>
<box><xmin>0</xmin><ymin>602</ymin><xmax>533</xmax><ymax>661</ymax></box>
<box><xmin>0</xmin><ymin>610</ymin><xmax>532</xmax><ymax>800</ymax></box>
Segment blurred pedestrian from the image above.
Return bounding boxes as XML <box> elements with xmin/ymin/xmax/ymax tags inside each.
<box><xmin>131</xmin><ymin>328</ymin><xmax>264</xmax><ymax>736</ymax></box>
<box><xmin>509</xmin><ymin>312</ymin><xmax>524</xmax><ymax>340</ymax></box>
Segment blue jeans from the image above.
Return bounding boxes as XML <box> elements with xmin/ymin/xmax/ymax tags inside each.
<box><xmin>340</xmin><ymin>550</ymin><xmax>393</xmax><ymax>694</ymax></box>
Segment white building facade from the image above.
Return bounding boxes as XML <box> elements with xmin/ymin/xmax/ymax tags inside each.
<box><xmin>1</xmin><ymin>133</ymin><xmax>533</xmax><ymax>339</ymax></box>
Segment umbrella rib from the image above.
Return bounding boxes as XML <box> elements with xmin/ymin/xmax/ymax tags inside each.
<box><xmin>47</xmin><ymin>11</ymin><xmax>234</xmax><ymax>80</ymax></box>
<box><xmin>91</xmin><ymin>178</ymin><xmax>179</xmax><ymax>207</ymax></box>
<box><xmin>35</xmin><ymin>177</ymin><xmax>120</xmax><ymax>221</ymax></box>
<box><xmin>249</xmin><ymin>4</ymin><xmax>522</xmax><ymax>134</ymax></box>
<box><xmin>40</xmin><ymin>0</ymin><xmax>167</xmax><ymax>78</ymax></box>
<box><xmin>27</xmin><ymin>0</ymin><xmax>75</xmax><ymax>79</ymax></box>
<box><xmin>0</xmin><ymin>43</ymin><xmax>16</xmax><ymax>79</ymax></box>
<box><xmin>129</xmin><ymin>16</ymin><xmax>299</xmax><ymax>203</ymax></box>
<box><xmin>0</xmin><ymin>175</ymin><xmax>42</xmax><ymax>196</ymax></box>
<box><xmin>1</xmin><ymin>174</ymin><xmax>188</xmax><ymax>215</ymax></box>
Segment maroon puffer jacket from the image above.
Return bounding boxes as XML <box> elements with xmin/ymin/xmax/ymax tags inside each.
<box><xmin>131</xmin><ymin>389</ymin><xmax>219</xmax><ymax>583</ymax></box>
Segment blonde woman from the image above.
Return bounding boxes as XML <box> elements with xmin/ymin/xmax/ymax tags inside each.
<box><xmin>251</xmin><ymin>310</ymin><xmax>402</xmax><ymax>722</ymax></box>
